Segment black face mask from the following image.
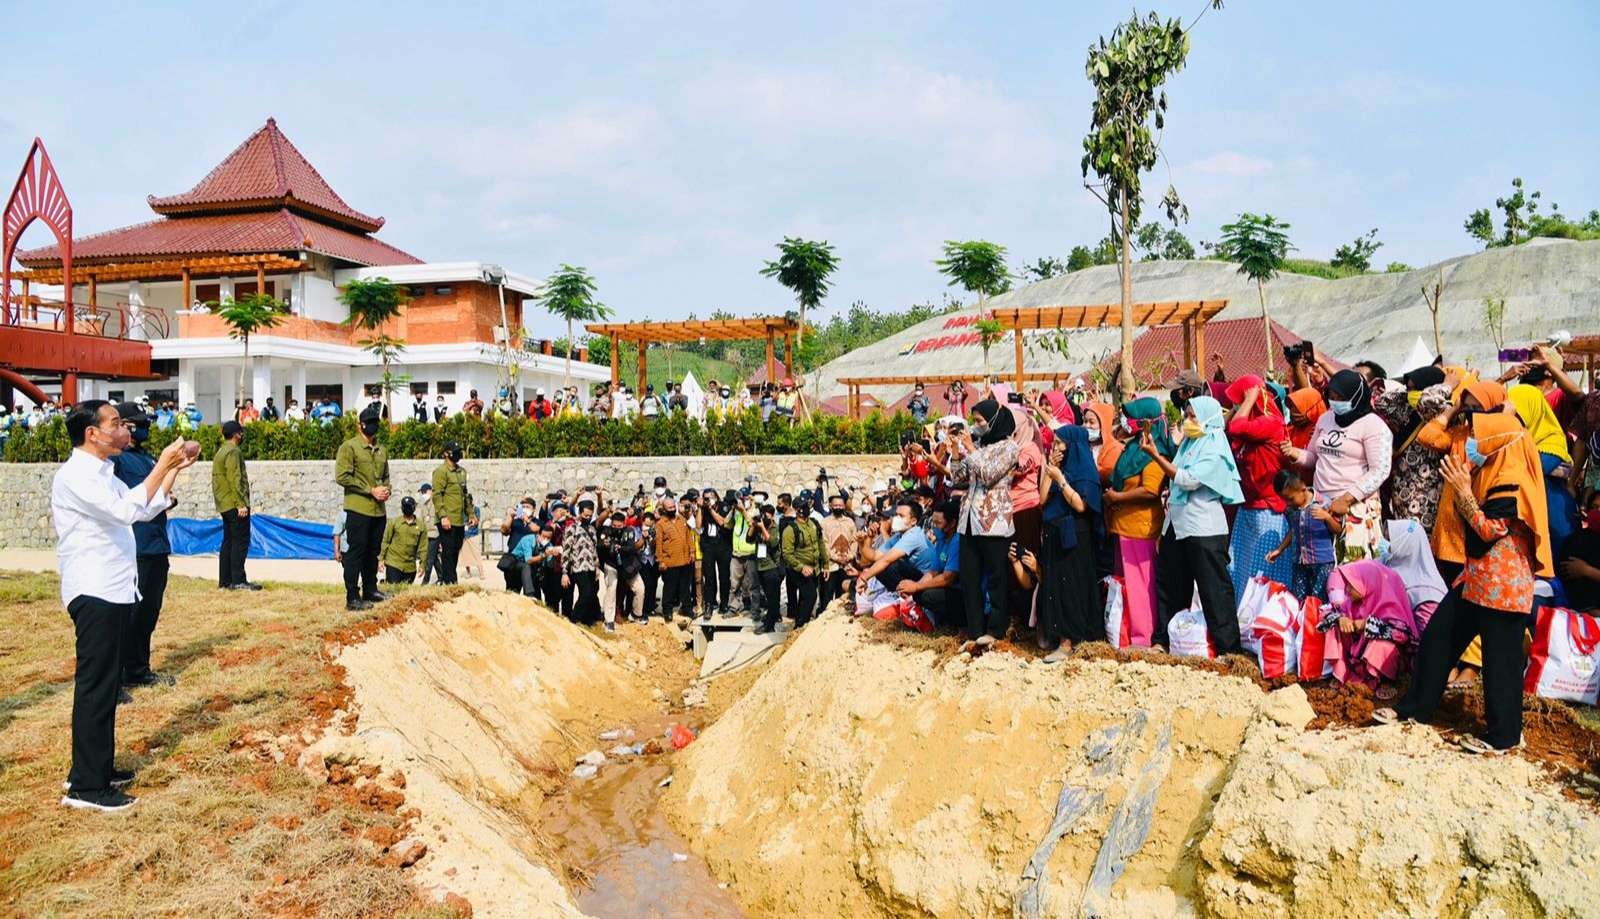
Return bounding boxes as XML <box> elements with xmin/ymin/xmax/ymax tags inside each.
<box><xmin>1170</xmin><ymin>388</ymin><xmax>1193</xmax><ymax>409</ymax></box>
<box><xmin>445</xmin><ymin>449</ymin><xmax>462</xmax><ymax>463</ymax></box>
<box><xmin>830</xmin><ymin>507</ymin><xmax>845</xmax><ymax>516</ymax></box>
<box><xmin>662</xmin><ymin>509</ymin><xmax>676</xmax><ymax>518</ymax></box>
<box><xmin>360</xmin><ymin>420</ymin><xmax>380</xmax><ymax>437</ymax></box>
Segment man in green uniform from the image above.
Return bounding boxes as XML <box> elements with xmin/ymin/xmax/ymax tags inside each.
<box><xmin>380</xmin><ymin>496</ymin><xmax>426</xmax><ymax>583</ymax></box>
<box><xmin>212</xmin><ymin>420</ymin><xmax>258</xmax><ymax>590</ymax></box>
<box><xmin>335</xmin><ymin>405</ymin><xmax>391</xmax><ymax>610</ymax></box>
<box><xmin>431</xmin><ymin>440</ymin><xmax>469</xmax><ymax>584</ymax></box>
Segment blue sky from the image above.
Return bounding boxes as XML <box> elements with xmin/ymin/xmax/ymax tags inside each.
<box><xmin>5</xmin><ymin>1</ymin><xmax>1597</xmax><ymax>324</ymax></box>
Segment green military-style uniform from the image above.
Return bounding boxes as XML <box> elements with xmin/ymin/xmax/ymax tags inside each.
<box><xmin>381</xmin><ymin>515</ymin><xmax>426</xmax><ymax>579</ymax></box>
<box><xmin>430</xmin><ymin>461</ymin><xmax>468</xmax><ymax>529</ymax></box>
<box><xmin>212</xmin><ymin>439</ymin><xmax>249</xmax><ymax>513</ymax></box>
<box><xmin>335</xmin><ymin>435</ymin><xmax>390</xmax><ymax>517</ymax></box>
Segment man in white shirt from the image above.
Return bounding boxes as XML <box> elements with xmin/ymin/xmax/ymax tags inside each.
<box><xmin>52</xmin><ymin>400</ymin><xmax>194</xmax><ymax>813</ymax></box>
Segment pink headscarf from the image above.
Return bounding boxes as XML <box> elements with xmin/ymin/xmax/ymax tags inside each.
<box><xmin>1328</xmin><ymin>561</ymin><xmax>1418</xmax><ymax>646</ymax></box>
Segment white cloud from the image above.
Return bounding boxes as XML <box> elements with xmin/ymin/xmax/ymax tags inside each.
<box><xmin>1187</xmin><ymin>151</ymin><xmax>1274</xmax><ymax>177</ymax></box>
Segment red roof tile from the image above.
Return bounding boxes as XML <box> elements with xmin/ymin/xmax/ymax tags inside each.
<box><xmin>146</xmin><ymin>118</ymin><xmax>384</xmax><ymax>233</ymax></box>
<box><xmin>15</xmin><ymin>208</ymin><xmax>420</xmax><ymax>267</ymax></box>
<box><xmin>1100</xmin><ymin>317</ymin><xmax>1338</xmax><ymax>388</ymax></box>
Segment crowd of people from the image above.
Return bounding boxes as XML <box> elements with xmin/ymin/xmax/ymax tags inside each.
<box><xmin>39</xmin><ymin>337</ymin><xmax>1600</xmax><ymax>813</ymax></box>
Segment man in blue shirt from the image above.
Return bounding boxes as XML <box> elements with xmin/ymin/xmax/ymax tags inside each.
<box><xmin>854</xmin><ymin>499</ymin><xmax>960</xmax><ymax>624</ymax></box>
<box><xmin>109</xmin><ymin>403</ymin><xmax>177</xmax><ymax>689</ymax></box>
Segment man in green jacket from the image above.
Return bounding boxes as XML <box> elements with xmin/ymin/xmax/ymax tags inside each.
<box><xmin>335</xmin><ymin>406</ymin><xmax>391</xmax><ymax>610</ymax></box>
<box><xmin>213</xmin><ymin>420</ymin><xmax>257</xmax><ymax>590</ymax></box>
<box><xmin>380</xmin><ymin>496</ymin><xmax>426</xmax><ymax>583</ymax></box>
<box><xmin>431</xmin><ymin>441</ymin><xmax>469</xmax><ymax>585</ymax></box>
<box><xmin>779</xmin><ymin>501</ymin><xmax>824</xmax><ymax>627</ymax></box>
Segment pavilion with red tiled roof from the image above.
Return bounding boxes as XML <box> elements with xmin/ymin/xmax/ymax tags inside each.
<box><xmin>1097</xmin><ymin>317</ymin><xmax>1337</xmax><ymax>390</ymax></box>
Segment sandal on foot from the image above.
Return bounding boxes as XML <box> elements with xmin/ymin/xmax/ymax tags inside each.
<box><xmin>1370</xmin><ymin>707</ymin><xmax>1400</xmax><ymax>726</ymax></box>
<box><xmin>1375</xmin><ymin>684</ymin><xmax>1399</xmax><ymax>702</ymax></box>
<box><xmin>1458</xmin><ymin>735</ymin><xmax>1518</xmax><ymax>756</ymax></box>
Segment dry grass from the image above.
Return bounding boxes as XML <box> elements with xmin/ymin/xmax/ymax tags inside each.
<box><xmin>0</xmin><ymin>569</ymin><xmax>461</xmax><ymax>918</ymax></box>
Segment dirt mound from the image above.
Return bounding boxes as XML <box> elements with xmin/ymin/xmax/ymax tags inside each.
<box><xmin>314</xmin><ymin>591</ymin><xmax>649</xmax><ymax>917</ymax></box>
<box><xmin>1199</xmin><ymin>720</ymin><xmax>1600</xmax><ymax>917</ymax></box>
<box><xmin>664</xmin><ymin>610</ymin><xmax>1268</xmax><ymax>916</ymax></box>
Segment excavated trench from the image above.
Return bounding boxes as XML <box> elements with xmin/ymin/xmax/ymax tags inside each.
<box><xmin>316</xmin><ymin>592</ymin><xmax>1600</xmax><ymax>918</ymax></box>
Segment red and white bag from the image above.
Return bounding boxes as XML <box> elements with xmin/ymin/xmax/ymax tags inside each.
<box><xmin>1251</xmin><ymin>587</ymin><xmax>1300</xmax><ymax>679</ymax></box>
<box><xmin>897</xmin><ymin>598</ymin><xmax>935</xmax><ymax>634</ymax></box>
<box><xmin>1103</xmin><ymin>576</ymin><xmax>1131</xmax><ymax>648</ymax></box>
<box><xmin>1524</xmin><ymin>606</ymin><xmax>1600</xmax><ymax>704</ymax></box>
<box><xmin>1297</xmin><ymin>596</ymin><xmax>1332</xmax><ymax>680</ymax></box>
<box><xmin>1168</xmin><ymin>607</ymin><xmax>1215</xmax><ymax>658</ymax></box>
<box><xmin>1235</xmin><ymin>576</ymin><xmax>1272</xmax><ymax>652</ymax></box>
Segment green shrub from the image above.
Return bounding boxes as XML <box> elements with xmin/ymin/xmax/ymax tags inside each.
<box><xmin>3</xmin><ymin>410</ymin><xmax>922</xmax><ymax>463</ymax></box>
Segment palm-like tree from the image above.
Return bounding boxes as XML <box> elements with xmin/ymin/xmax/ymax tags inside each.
<box><xmin>215</xmin><ymin>292</ymin><xmax>285</xmax><ymax>413</ymax></box>
<box><xmin>760</xmin><ymin>238</ymin><xmax>838</xmax><ymax>349</ymax></box>
<box><xmin>1217</xmin><ymin>213</ymin><xmax>1293</xmax><ymax>376</ymax></box>
<box><xmin>537</xmin><ymin>265</ymin><xmax>611</xmax><ymax>390</ymax></box>
<box><xmin>338</xmin><ymin>277</ymin><xmax>411</xmax><ymax>417</ymax></box>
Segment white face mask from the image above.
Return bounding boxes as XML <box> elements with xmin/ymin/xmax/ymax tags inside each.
<box><xmin>890</xmin><ymin>516</ymin><xmax>911</xmax><ymax>533</ymax></box>
<box><xmin>654</xmin><ymin>487</ymin><xmax>666</xmax><ymax>497</ymax></box>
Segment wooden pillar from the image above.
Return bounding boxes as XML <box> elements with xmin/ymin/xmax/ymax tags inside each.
<box><xmin>1013</xmin><ymin>326</ymin><xmax>1025</xmax><ymax>390</ymax></box>
<box><xmin>88</xmin><ymin>274</ymin><xmax>97</xmax><ymax>310</ymax></box>
<box><xmin>784</xmin><ymin>335</ymin><xmax>794</xmax><ymax>379</ymax></box>
<box><xmin>609</xmin><ymin>333</ymin><xmax>620</xmax><ymax>386</ymax></box>
<box><xmin>20</xmin><ymin>277</ymin><xmax>29</xmax><ymax>321</ymax></box>
<box><xmin>181</xmin><ymin>266</ymin><xmax>191</xmax><ymax>312</ymax></box>
<box><xmin>1195</xmin><ymin>319</ymin><xmax>1208</xmax><ymax>379</ymax></box>
<box><xmin>256</xmin><ymin>262</ymin><xmax>266</xmax><ymax>296</ymax></box>
<box><xmin>1182</xmin><ymin>318</ymin><xmax>1195</xmax><ymax>371</ymax></box>
<box><xmin>765</xmin><ymin>330</ymin><xmax>776</xmax><ymax>385</ymax></box>
<box><xmin>636</xmin><ymin>338</ymin><xmax>648</xmax><ymax>394</ymax></box>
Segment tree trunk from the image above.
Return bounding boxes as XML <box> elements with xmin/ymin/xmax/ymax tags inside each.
<box><xmin>1258</xmin><ymin>279</ymin><xmax>1275</xmax><ymax>377</ymax></box>
<box><xmin>797</xmin><ymin>302</ymin><xmax>806</xmax><ymax>351</ymax></box>
<box><xmin>238</xmin><ymin>338</ymin><xmax>249</xmax><ymax>420</ymax></box>
<box><xmin>564</xmin><ymin>317</ymin><xmax>574</xmax><ymax>391</ymax></box>
<box><xmin>1117</xmin><ymin>190</ymin><xmax>1134</xmax><ymax>400</ymax></box>
<box><xmin>1429</xmin><ymin>270</ymin><xmax>1445</xmax><ymax>358</ymax></box>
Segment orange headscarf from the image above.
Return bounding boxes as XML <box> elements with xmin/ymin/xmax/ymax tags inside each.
<box><xmin>1461</xmin><ymin>379</ymin><xmax>1506</xmax><ymax>412</ymax></box>
<box><xmin>1287</xmin><ymin>388</ymin><xmax>1326</xmax><ymax>449</ymax></box>
<box><xmin>1469</xmin><ymin>412</ymin><xmax>1553</xmax><ymax>577</ymax></box>
<box><xmin>1081</xmin><ymin>402</ymin><xmax>1123</xmax><ymax>485</ymax></box>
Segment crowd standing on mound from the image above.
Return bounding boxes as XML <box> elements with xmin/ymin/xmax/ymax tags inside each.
<box><xmin>41</xmin><ymin>337</ymin><xmax>1600</xmax><ymax>812</ymax></box>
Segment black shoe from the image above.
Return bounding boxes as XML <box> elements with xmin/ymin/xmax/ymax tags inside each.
<box><xmin>64</xmin><ymin>768</ymin><xmax>135</xmax><ymax>791</ymax></box>
<box><xmin>346</xmin><ymin>599</ymin><xmax>373</xmax><ymax>611</ymax></box>
<box><xmin>240</xmin><ymin>581</ymin><xmax>264</xmax><ymax>591</ymax></box>
<box><xmin>116</xmin><ymin>688</ymin><xmax>133</xmax><ymax>705</ymax></box>
<box><xmin>362</xmin><ymin>591</ymin><xmax>389</xmax><ymax>603</ymax></box>
<box><xmin>124</xmin><ymin>671</ymin><xmax>176</xmax><ymax>688</ymax></box>
<box><xmin>60</xmin><ymin>787</ymin><xmax>137</xmax><ymax>813</ymax></box>
<box><xmin>754</xmin><ymin>623</ymin><xmax>776</xmax><ymax>634</ymax></box>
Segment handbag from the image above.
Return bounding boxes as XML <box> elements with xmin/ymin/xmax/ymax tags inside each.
<box><xmin>496</xmin><ymin>552</ymin><xmax>520</xmax><ymax>574</ymax></box>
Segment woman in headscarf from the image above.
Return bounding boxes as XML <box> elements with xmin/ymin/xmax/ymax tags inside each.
<box><xmin>1379</xmin><ymin>412</ymin><xmax>1552</xmax><ymax>754</ymax></box>
<box><xmin>1383</xmin><ymin>519</ymin><xmax>1448</xmax><ymax>630</ymax></box>
<box><xmin>948</xmin><ymin>398</ymin><xmax>1020</xmax><ymax>648</ymax></box>
<box><xmin>1080</xmin><ymin>402</ymin><xmax>1121</xmax><ymax>484</ymax></box>
<box><xmin>1103</xmin><ymin>397</ymin><xmax>1170</xmax><ymax>647</ymax></box>
<box><xmin>1223</xmin><ymin>374</ymin><xmax>1292</xmax><ymax>599</ymax></box>
<box><xmin>1038</xmin><ymin>424</ymin><xmax>1104</xmax><ymax>661</ymax></box>
<box><xmin>1286</xmin><ymin>388</ymin><xmax>1326</xmax><ymax>450</ymax></box>
<box><xmin>1141</xmin><ymin>396</ymin><xmax>1246</xmax><ymax>654</ymax></box>
<box><xmin>1509</xmin><ymin>383</ymin><xmax>1579</xmax><ymax>558</ymax></box>
<box><xmin>1374</xmin><ymin>366</ymin><xmax>1453</xmax><ymax>530</ymax></box>
<box><xmin>1287</xmin><ymin>370</ymin><xmax>1393</xmax><ymax>561</ymax></box>
<box><xmin>1319</xmin><ymin>560</ymin><xmax>1419</xmax><ymax>699</ymax></box>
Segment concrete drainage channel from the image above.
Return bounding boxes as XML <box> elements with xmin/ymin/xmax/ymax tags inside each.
<box><xmin>313</xmin><ymin>591</ymin><xmax>1600</xmax><ymax>918</ymax></box>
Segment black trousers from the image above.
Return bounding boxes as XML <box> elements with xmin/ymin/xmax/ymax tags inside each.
<box><xmin>1153</xmin><ymin>530</ymin><xmax>1241</xmax><ymax>654</ymax></box>
<box><xmin>343</xmin><ymin>510</ymin><xmax>386</xmax><ymax>602</ymax></box>
<box><xmin>218</xmin><ymin>508</ymin><xmax>250</xmax><ymax>587</ymax></box>
<box><xmin>822</xmin><ymin>569</ymin><xmax>850</xmax><ymax>609</ymax></box>
<box><xmin>542</xmin><ymin>567</ymin><xmax>572</xmax><ymax>616</ymax></box>
<box><xmin>960</xmin><ymin>533</ymin><xmax>1010</xmax><ymax>638</ymax></box>
<box><xmin>422</xmin><ymin>537</ymin><xmax>440</xmax><ymax>584</ymax></box>
<box><xmin>67</xmin><ymin>594</ymin><xmax>132</xmax><ymax>792</ymax></box>
<box><xmin>791</xmin><ymin>572</ymin><xmax>819</xmax><ymax>626</ymax></box>
<box><xmin>436</xmin><ymin>526</ymin><xmax>465</xmax><ymax>585</ymax></box>
<box><xmin>571</xmin><ymin>570</ymin><xmax>600</xmax><ymax>623</ymax></box>
<box><xmin>876</xmin><ymin>557</ymin><xmax>950</xmax><ymax>622</ymax></box>
<box><xmin>1398</xmin><ymin>587</ymin><xmax>1527</xmax><ymax>748</ymax></box>
<box><xmin>640</xmin><ymin>563</ymin><xmax>659</xmax><ymax>617</ymax></box>
<box><xmin>760</xmin><ymin>567</ymin><xmax>783</xmax><ymax>627</ymax></box>
<box><xmin>660</xmin><ymin>564</ymin><xmax>695</xmax><ymax>619</ymax></box>
<box><xmin>701</xmin><ymin>540</ymin><xmax>731</xmax><ymax>610</ymax></box>
<box><xmin>124</xmin><ymin>555</ymin><xmax>169</xmax><ymax>681</ymax></box>
<box><xmin>385</xmin><ymin>568</ymin><xmax>416</xmax><ymax>584</ymax></box>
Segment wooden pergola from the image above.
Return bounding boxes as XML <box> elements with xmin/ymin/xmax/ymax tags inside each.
<box><xmin>584</xmin><ymin>316</ymin><xmax>802</xmax><ymax>392</ymax></box>
<box><xmin>836</xmin><ymin>372</ymin><xmax>1074</xmax><ymax>419</ymax></box>
<box><xmin>19</xmin><ymin>254</ymin><xmax>307</xmax><ymax>316</ymax></box>
<box><xmin>1560</xmin><ymin>334</ymin><xmax>1600</xmax><ymax>388</ymax></box>
<box><xmin>992</xmin><ymin>299</ymin><xmax>1228</xmax><ymax>389</ymax></box>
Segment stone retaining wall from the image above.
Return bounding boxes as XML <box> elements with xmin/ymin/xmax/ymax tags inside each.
<box><xmin>0</xmin><ymin>455</ymin><xmax>904</xmax><ymax>549</ymax></box>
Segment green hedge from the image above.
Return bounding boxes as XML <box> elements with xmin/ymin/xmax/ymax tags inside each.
<box><xmin>3</xmin><ymin>410</ymin><xmax>923</xmax><ymax>463</ymax></box>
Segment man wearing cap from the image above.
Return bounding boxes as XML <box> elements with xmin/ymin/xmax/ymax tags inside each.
<box><xmin>1169</xmin><ymin>368</ymin><xmax>1205</xmax><ymax>413</ymax></box>
<box><xmin>528</xmin><ymin>388</ymin><xmax>553</xmax><ymax>421</ymax></box>
<box><xmin>653</xmin><ymin>495</ymin><xmax>694</xmax><ymax>620</ymax></box>
<box><xmin>335</xmin><ymin>405</ymin><xmax>392</xmax><ymax>610</ymax></box>
<box><xmin>432</xmin><ymin>441</ymin><xmax>469</xmax><ymax>585</ymax></box>
<box><xmin>640</xmin><ymin>384</ymin><xmax>662</xmax><ymax>420</ymax></box>
<box><xmin>109</xmin><ymin>403</ymin><xmax>178</xmax><ymax>688</ymax></box>
<box><xmin>380</xmin><ymin>496</ymin><xmax>426</xmax><ymax>583</ymax></box>
<box><xmin>213</xmin><ymin>420</ymin><xmax>257</xmax><ymax>590</ymax></box>
<box><xmin>729</xmin><ymin>489</ymin><xmax>759</xmax><ymax>615</ymax></box>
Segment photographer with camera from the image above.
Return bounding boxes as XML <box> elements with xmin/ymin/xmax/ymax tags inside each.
<box><xmin>697</xmin><ymin>487</ymin><xmax>734</xmax><ymax>617</ymax></box>
<box><xmin>598</xmin><ymin>511</ymin><xmax>646</xmax><ymax>629</ymax></box>
<box><xmin>729</xmin><ymin>487</ymin><xmax>761</xmax><ymax>615</ymax></box>
<box><xmin>778</xmin><ymin>492</ymin><xmax>825</xmax><ymax>627</ymax></box>
<box><xmin>751</xmin><ymin>503</ymin><xmax>784</xmax><ymax>633</ymax></box>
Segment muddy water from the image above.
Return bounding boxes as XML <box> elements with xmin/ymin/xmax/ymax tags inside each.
<box><xmin>540</xmin><ymin>724</ymin><xmax>744</xmax><ymax>918</ymax></box>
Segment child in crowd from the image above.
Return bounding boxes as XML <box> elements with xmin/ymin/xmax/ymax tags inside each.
<box><xmin>1267</xmin><ymin>469</ymin><xmax>1343</xmax><ymax>602</ymax></box>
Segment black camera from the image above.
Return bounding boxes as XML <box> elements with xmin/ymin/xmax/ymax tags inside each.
<box><xmin>1283</xmin><ymin>340</ymin><xmax>1314</xmax><ymax>364</ymax></box>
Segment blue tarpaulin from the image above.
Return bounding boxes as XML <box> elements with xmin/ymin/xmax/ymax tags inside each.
<box><xmin>168</xmin><ymin>514</ymin><xmax>334</xmax><ymax>559</ymax></box>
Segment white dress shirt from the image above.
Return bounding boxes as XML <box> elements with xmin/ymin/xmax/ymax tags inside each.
<box><xmin>52</xmin><ymin>448</ymin><xmax>173</xmax><ymax>607</ymax></box>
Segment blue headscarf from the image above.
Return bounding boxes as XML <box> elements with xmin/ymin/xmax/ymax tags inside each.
<box><xmin>1171</xmin><ymin>396</ymin><xmax>1244</xmax><ymax>506</ymax></box>
<box><xmin>1042</xmin><ymin>424</ymin><xmax>1104</xmax><ymax>550</ymax></box>
<box><xmin>1264</xmin><ymin>380</ymin><xmax>1291</xmax><ymax>420</ymax></box>
<box><xmin>1109</xmin><ymin>396</ymin><xmax>1174</xmax><ymax>486</ymax></box>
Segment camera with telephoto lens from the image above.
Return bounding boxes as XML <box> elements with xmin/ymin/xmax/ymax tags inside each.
<box><xmin>1283</xmin><ymin>340</ymin><xmax>1314</xmax><ymax>364</ymax></box>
